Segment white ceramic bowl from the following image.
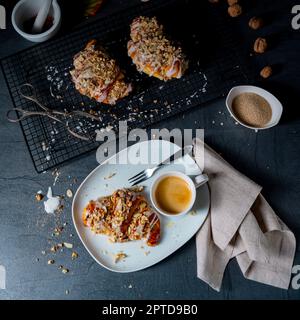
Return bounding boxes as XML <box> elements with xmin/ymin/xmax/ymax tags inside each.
<box><xmin>226</xmin><ymin>85</ymin><xmax>283</xmax><ymax>130</ymax></box>
<box><xmin>12</xmin><ymin>0</ymin><xmax>61</xmax><ymax>43</ymax></box>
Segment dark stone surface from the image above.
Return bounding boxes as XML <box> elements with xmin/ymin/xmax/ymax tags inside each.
<box><xmin>0</xmin><ymin>0</ymin><xmax>299</xmax><ymax>299</ymax></box>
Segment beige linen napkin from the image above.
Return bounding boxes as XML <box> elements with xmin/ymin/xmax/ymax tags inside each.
<box><xmin>193</xmin><ymin>138</ymin><xmax>296</xmax><ymax>291</ymax></box>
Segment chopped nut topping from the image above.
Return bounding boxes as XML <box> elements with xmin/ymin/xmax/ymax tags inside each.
<box><xmin>63</xmin><ymin>242</ymin><xmax>73</xmax><ymax>249</ymax></box>
<box><xmin>71</xmin><ymin>252</ymin><xmax>78</xmax><ymax>260</ymax></box>
<box><xmin>66</xmin><ymin>189</ymin><xmax>73</xmax><ymax>198</ymax></box>
<box><xmin>35</xmin><ymin>193</ymin><xmax>44</xmax><ymax>201</ymax></box>
<box><xmin>50</xmin><ymin>245</ymin><xmax>58</xmax><ymax>253</ymax></box>
<box><xmin>61</xmin><ymin>268</ymin><xmax>69</xmax><ymax>274</ymax></box>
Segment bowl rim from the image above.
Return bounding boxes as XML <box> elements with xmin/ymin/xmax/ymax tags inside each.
<box><xmin>225</xmin><ymin>85</ymin><xmax>283</xmax><ymax>131</ymax></box>
<box><xmin>11</xmin><ymin>0</ymin><xmax>61</xmax><ymax>39</ymax></box>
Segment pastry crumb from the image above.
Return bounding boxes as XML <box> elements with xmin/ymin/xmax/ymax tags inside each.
<box><xmin>114</xmin><ymin>252</ymin><xmax>127</xmax><ymax>263</ymax></box>
<box><xmin>61</xmin><ymin>268</ymin><xmax>69</xmax><ymax>274</ymax></box>
<box><xmin>66</xmin><ymin>189</ymin><xmax>73</xmax><ymax>198</ymax></box>
<box><xmin>104</xmin><ymin>172</ymin><xmax>117</xmax><ymax>180</ymax></box>
<box><xmin>166</xmin><ymin>221</ymin><xmax>175</xmax><ymax>228</ymax></box>
<box><xmin>71</xmin><ymin>252</ymin><xmax>78</xmax><ymax>260</ymax></box>
<box><xmin>35</xmin><ymin>193</ymin><xmax>44</xmax><ymax>201</ymax></box>
<box><xmin>63</xmin><ymin>242</ymin><xmax>73</xmax><ymax>249</ymax></box>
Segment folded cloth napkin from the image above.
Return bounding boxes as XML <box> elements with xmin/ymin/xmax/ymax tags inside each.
<box><xmin>193</xmin><ymin>138</ymin><xmax>296</xmax><ymax>291</ymax></box>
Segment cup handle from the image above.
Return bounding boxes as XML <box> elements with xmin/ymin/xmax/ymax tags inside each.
<box><xmin>194</xmin><ymin>174</ymin><xmax>209</xmax><ymax>189</ymax></box>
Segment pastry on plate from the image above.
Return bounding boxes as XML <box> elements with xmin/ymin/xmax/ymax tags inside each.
<box><xmin>127</xmin><ymin>16</ymin><xmax>188</xmax><ymax>81</ymax></box>
<box><xmin>82</xmin><ymin>187</ymin><xmax>160</xmax><ymax>246</ymax></box>
<box><xmin>70</xmin><ymin>40</ymin><xmax>132</xmax><ymax>105</ymax></box>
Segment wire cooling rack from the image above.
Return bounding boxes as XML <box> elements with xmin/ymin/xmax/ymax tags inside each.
<box><xmin>1</xmin><ymin>0</ymin><xmax>254</xmax><ymax>173</ymax></box>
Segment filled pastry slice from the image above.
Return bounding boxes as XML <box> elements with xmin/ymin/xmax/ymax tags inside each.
<box><xmin>70</xmin><ymin>40</ymin><xmax>132</xmax><ymax>105</ymax></box>
<box><xmin>127</xmin><ymin>16</ymin><xmax>188</xmax><ymax>81</ymax></box>
<box><xmin>82</xmin><ymin>187</ymin><xmax>160</xmax><ymax>246</ymax></box>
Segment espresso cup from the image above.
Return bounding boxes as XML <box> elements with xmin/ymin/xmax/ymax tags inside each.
<box><xmin>150</xmin><ymin>171</ymin><xmax>208</xmax><ymax>219</ymax></box>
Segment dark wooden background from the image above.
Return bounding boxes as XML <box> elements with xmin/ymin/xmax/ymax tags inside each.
<box><xmin>0</xmin><ymin>0</ymin><xmax>299</xmax><ymax>299</ymax></box>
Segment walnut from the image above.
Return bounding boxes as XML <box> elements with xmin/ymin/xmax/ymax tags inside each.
<box><xmin>254</xmin><ymin>37</ymin><xmax>268</xmax><ymax>53</ymax></box>
<box><xmin>249</xmin><ymin>17</ymin><xmax>264</xmax><ymax>30</ymax></box>
<box><xmin>227</xmin><ymin>0</ymin><xmax>238</xmax><ymax>5</ymax></box>
<box><xmin>260</xmin><ymin>66</ymin><xmax>272</xmax><ymax>78</ymax></box>
<box><xmin>228</xmin><ymin>4</ymin><xmax>242</xmax><ymax>17</ymax></box>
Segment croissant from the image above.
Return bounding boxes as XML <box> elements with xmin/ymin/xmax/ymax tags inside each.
<box><xmin>70</xmin><ymin>40</ymin><xmax>132</xmax><ymax>105</ymax></box>
<box><xmin>128</xmin><ymin>16</ymin><xmax>188</xmax><ymax>81</ymax></box>
<box><xmin>82</xmin><ymin>187</ymin><xmax>160</xmax><ymax>246</ymax></box>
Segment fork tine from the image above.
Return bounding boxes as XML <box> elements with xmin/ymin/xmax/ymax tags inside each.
<box><xmin>128</xmin><ymin>170</ymin><xmax>146</xmax><ymax>182</ymax></box>
<box><xmin>131</xmin><ymin>174</ymin><xmax>148</xmax><ymax>186</ymax></box>
<box><xmin>130</xmin><ymin>172</ymin><xmax>147</xmax><ymax>184</ymax></box>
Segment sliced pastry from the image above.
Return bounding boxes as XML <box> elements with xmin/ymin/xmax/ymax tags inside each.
<box><xmin>82</xmin><ymin>187</ymin><xmax>160</xmax><ymax>246</ymax></box>
<box><xmin>70</xmin><ymin>40</ymin><xmax>132</xmax><ymax>105</ymax></box>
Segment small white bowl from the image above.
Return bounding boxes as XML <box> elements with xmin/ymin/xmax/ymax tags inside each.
<box><xmin>12</xmin><ymin>0</ymin><xmax>61</xmax><ymax>43</ymax></box>
<box><xmin>226</xmin><ymin>85</ymin><xmax>283</xmax><ymax>130</ymax></box>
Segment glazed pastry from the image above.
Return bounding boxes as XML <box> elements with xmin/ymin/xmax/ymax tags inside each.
<box><xmin>82</xmin><ymin>187</ymin><xmax>160</xmax><ymax>246</ymax></box>
<box><xmin>127</xmin><ymin>16</ymin><xmax>188</xmax><ymax>81</ymax></box>
<box><xmin>70</xmin><ymin>40</ymin><xmax>132</xmax><ymax>105</ymax></box>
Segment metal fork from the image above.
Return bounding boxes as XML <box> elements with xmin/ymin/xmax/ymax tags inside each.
<box><xmin>128</xmin><ymin>146</ymin><xmax>193</xmax><ymax>186</ymax></box>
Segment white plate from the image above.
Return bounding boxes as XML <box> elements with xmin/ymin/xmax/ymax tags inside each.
<box><xmin>72</xmin><ymin>140</ymin><xmax>210</xmax><ymax>273</ymax></box>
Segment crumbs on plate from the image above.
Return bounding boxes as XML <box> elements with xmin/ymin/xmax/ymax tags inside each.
<box><xmin>166</xmin><ymin>221</ymin><xmax>175</xmax><ymax>228</ymax></box>
<box><xmin>114</xmin><ymin>252</ymin><xmax>127</xmax><ymax>264</ymax></box>
<box><xmin>104</xmin><ymin>172</ymin><xmax>117</xmax><ymax>180</ymax></box>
